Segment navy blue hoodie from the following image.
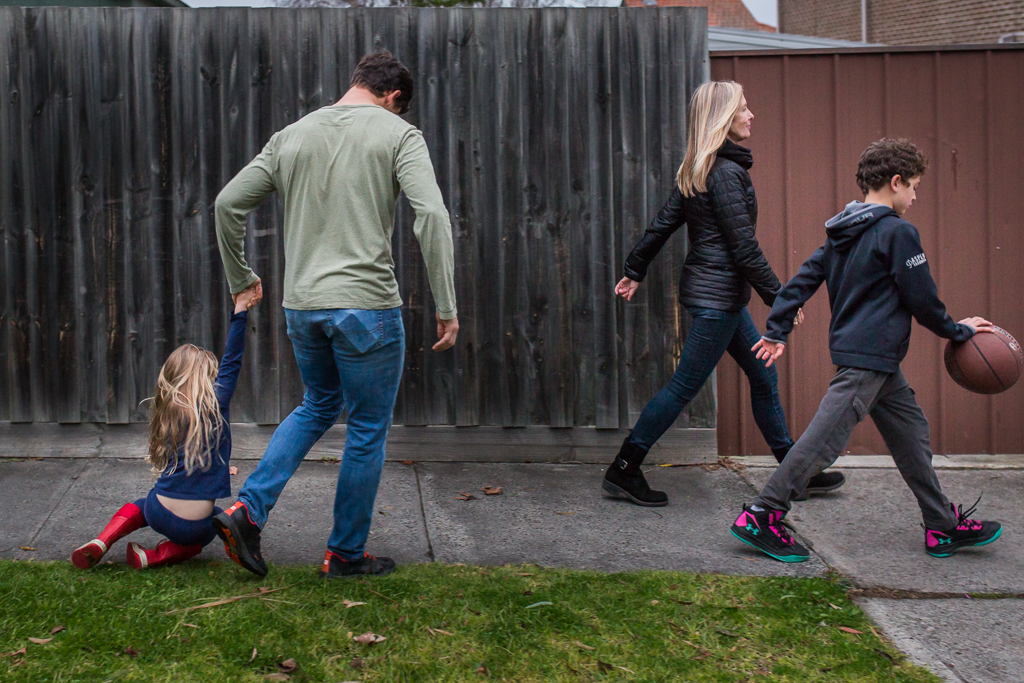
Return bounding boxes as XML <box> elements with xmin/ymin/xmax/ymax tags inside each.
<box><xmin>764</xmin><ymin>201</ymin><xmax>974</xmax><ymax>373</ymax></box>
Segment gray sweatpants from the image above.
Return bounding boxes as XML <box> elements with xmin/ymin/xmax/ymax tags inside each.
<box><xmin>753</xmin><ymin>366</ymin><xmax>958</xmax><ymax>530</ymax></box>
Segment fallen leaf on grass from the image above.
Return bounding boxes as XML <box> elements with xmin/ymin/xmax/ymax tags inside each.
<box><xmin>353</xmin><ymin>632</ymin><xmax>386</xmax><ymax>645</ymax></box>
<box><xmin>829</xmin><ymin>603</ymin><xmax>842</xmax><ymax>610</ymax></box>
<box><xmin>574</xmin><ymin>640</ymin><xmax>595</xmax><ymax>651</ymax></box>
<box><xmin>123</xmin><ymin>647</ymin><xmax>139</xmax><ymax>658</ymax></box>
<box><xmin>1</xmin><ymin>647</ymin><xmax>27</xmax><ymax>659</ymax></box>
<box><xmin>669</xmin><ymin>598</ymin><xmax>693</xmax><ymax>605</ymax></box>
<box><xmin>455</xmin><ymin>493</ymin><xmax>477</xmax><ymax>501</ymax></box>
<box><xmin>525</xmin><ymin>601</ymin><xmax>553</xmax><ymax>609</ymax></box>
<box><xmin>249</xmin><ymin>648</ymin><xmax>258</xmax><ymax>663</ymax></box>
<box><xmin>516</xmin><ymin>572</ymin><xmax>533</xmax><ymax>576</ymax></box>
<box><xmin>349</xmin><ymin>657</ymin><xmax>365</xmax><ymax>669</ymax></box>
<box><xmin>342</xmin><ymin>600</ymin><xmax>367</xmax><ymax>609</ymax></box>
<box><xmin>264</xmin><ymin>675</ymin><xmax>289</xmax><ymax>681</ymax></box>
<box><xmin>49</xmin><ymin>626</ymin><xmax>65</xmax><ymax>635</ymax></box>
<box><xmin>476</xmin><ymin>666</ymin><xmax>489</xmax><ymax>676</ymax></box>
<box><xmin>181</xmin><ymin>623</ymin><xmax>198</xmax><ymax>629</ymax></box>
<box><xmin>18</xmin><ymin>547</ymin><xmax>35</xmax><ymax>552</ymax></box>
<box><xmin>27</xmin><ymin>638</ymin><xmax>52</xmax><ymax>645</ymax></box>
<box><xmin>874</xmin><ymin>648</ymin><xmax>895</xmax><ymax>664</ymax></box>
<box><xmin>481</xmin><ymin>485</ymin><xmax>503</xmax><ymax>495</ymax></box>
<box><xmin>597</xmin><ymin>661</ymin><xmax>614</xmax><ymax>673</ymax></box>
<box><xmin>229</xmin><ymin>466</ymin><xmax>239</xmax><ymax>476</ymax></box>
<box><xmin>838</xmin><ymin>627</ymin><xmax>863</xmax><ymax>635</ymax></box>
<box><xmin>650</xmin><ymin>600</ymin><xmax>659</xmax><ymax>605</ymax></box>
<box><xmin>427</xmin><ymin>627</ymin><xmax>454</xmax><ymax>636</ymax></box>
<box><xmin>278</xmin><ymin>658</ymin><xmax>297</xmax><ymax>673</ymax></box>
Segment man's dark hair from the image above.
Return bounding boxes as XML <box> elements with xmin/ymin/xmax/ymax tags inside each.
<box><xmin>856</xmin><ymin>138</ymin><xmax>928</xmax><ymax>194</ymax></box>
<box><xmin>349</xmin><ymin>50</ymin><xmax>414</xmax><ymax>115</ymax></box>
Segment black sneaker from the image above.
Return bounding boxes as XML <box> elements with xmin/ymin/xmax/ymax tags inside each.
<box><xmin>730</xmin><ymin>505</ymin><xmax>810</xmax><ymax>562</ymax></box>
<box><xmin>794</xmin><ymin>471</ymin><xmax>846</xmax><ymax>501</ymax></box>
<box><xmin>601</xmin><ymin>438</ymin><xmax>668</xmax><ymax>507</ymax></box>
<box><xmin>320</xmin><ymin>550</ymin><xmax>396</xmax><ymax>579</ymax></box>
<box><xmin>213</xmin><ymin>501</ymin><xmax>268</xmax><ymax>577</ymax></box>
<box><xmin>925</xmin><ymin>496</ymin><xmax>1002</xmax><ymax>558</ymax></box>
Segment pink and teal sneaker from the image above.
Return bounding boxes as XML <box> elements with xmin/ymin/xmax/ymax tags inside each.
<box><xmin>730</xmin><ymin>505</ymin><xmax>810</xmax><ymax>563</ymax></box>
<box><xmin>925</xmin><ymin>497</ymin><xmax>1002</xmax><ymax>558</ymax></box>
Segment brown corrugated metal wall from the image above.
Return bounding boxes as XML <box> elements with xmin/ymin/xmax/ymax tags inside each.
<box><xmin>712</xmin><ymin>46</ymin><xmax>1024</xmax><ymax>456</ymax></box>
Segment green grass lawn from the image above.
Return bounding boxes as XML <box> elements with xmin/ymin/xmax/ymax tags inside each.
<box><xmin>0</xmin><ymin>560</ymin><xmax>938</xmax><ymax>683</ymax></box>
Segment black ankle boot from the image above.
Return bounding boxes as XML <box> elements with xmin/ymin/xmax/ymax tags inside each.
<box><xmin>774</xmin><ymin>444</ymin><xmax>846</xmax><ymax>501</ymax></box>
<box><xmin>602</xmin><ymin>438</ymin><xmax>668</xmax><ymax>507</ymax></box>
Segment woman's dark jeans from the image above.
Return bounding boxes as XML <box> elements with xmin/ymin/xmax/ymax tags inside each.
<box><xmin>628</xmin><ymin>306</ymin><xmax>794</xmax><ymax>454</ymax></box>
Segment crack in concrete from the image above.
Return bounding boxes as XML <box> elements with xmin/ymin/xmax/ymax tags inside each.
<box><xmin>26</xmin><ymin>460</ymin><xmax>88</xmax><ymax>549</ymax></box>
<box><xmin>413</xmin><ymin>464</ymin><xmax>435</xmax><ymax>562</ymax></box>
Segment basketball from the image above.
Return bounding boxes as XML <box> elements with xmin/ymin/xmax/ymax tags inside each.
<box><xmin>944</xmin><ymin>327</ymin><xmax>1024</xmax><ymax>394</ymax></box>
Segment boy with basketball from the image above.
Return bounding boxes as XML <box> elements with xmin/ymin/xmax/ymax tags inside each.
<box><xmin>730</xmin><ymin>138</ymin><xmax>1003</xmax><ymax>562</ymax></box>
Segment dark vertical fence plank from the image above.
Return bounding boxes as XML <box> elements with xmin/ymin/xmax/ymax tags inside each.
<box><xmin>248</xmin><ymin>8</ymin><xmax>280</xmax><ymax>425</ymax></box>
<box><xmin>3</xmin><ymin>8</ymin><xmax>32</xmax><ymax>423</ymax></box>
<box><xmin>218</xmin><ymin>8</ymin><xmax>255</xmax><ymax>422</ymax></box>
<box><xmin>197</xmin><ymin>10</ymin><xmax>224</xmax><ymax>364</ymax></box>
<box><xmin>587</xmin><ymin>9</ymin><xmax>618</xmax><ymax>429</ymax></box>
<box><xmin>566</xmin><ymin>10</ymin><xmax>594</xmax><ymax>428</ymax></box>
<box><xmin>25</xmin><ymin>9</ymin><xmax>59</xmax><ymax>424</ymax></box>
<box><xmin>496</xmin><ymin>8</ymin><xmax>526</xmax><ymax>427</ymax></box>
<box><xmin>0</xmin><ymin>9</ymin><xmax>15</xmax><ymax>421</ymax></box>
<box><xmin>51</xmin><ymin>9</ymin><xmax>80</xmax><ymax>423</ymax></box>
<box><xmin>271</xmin><ymin>9</ymin><xmax>304</xmax><ymax>419</ymax></box>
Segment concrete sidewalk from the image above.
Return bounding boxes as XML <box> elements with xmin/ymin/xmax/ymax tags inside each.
<box><xmin>2</xmin><ymin>456</ymin><xmax>1022</xmax><ymax>682</ymax></box>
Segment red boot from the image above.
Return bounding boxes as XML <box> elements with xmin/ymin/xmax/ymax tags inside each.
<box><xmin>126</xmin><ymin>540</ymin><xmax>203</xmax><ymax>569</ymax></box>
<box><xmin>71</xmin><ymin>502</ymin><xmax>147</xmax><ymax>569</ymax></box>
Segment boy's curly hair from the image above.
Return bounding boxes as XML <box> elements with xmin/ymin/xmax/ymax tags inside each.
<box><xmin>856</xmin><ymin>138</ymin><xmax>928</xmax><ymax>194</ymax></box>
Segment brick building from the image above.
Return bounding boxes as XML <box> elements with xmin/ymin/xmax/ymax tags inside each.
<box><xmin>779</xmin><ymin>0</ymin><xmax>1024</xmax><ymax>45</ymax></box>
<box><xmin>622</xmin><ymin>0</ymin><xmax>776</xmax><ymax>33</ymax></box>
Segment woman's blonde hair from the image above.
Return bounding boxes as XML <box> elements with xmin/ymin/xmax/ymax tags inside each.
<box><xmin>147</xmin><ymin>344</ymin><xmax>223</xmax><ymax>476</ymax></box>
<box><xmin>676</xmin><ymin>80</ymin><xmax>745</xmax><ymax>197</ymax></box>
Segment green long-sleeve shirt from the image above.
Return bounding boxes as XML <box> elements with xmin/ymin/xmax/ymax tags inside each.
<box><xmin>215</xmin><ymin>104</ymin><xmax>457</xmax><ymax>318</ymax></box>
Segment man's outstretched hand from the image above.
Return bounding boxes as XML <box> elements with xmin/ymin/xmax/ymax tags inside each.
<box><xmin>233</xmin><ymin>278</ymin><xmax>262</xmax><ymax>314</ymax></box>
<box><xmin>752</xmin><ymin>338</ymin><xmax>786</xmax><ymax>368</ymax></box>
<box><xmin>434</xmin><ymin>313</ymin><xmax>459</xmax><ymax>351</ymax></box>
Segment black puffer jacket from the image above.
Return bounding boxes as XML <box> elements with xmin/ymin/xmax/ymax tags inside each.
<box><xmin>623</xmin><ymin>140</ymin><xmax>781</xmax><ymax>312</ymax></box>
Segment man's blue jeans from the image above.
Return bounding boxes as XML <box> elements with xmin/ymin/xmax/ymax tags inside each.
<box><xmin>629</xmin><ymin>306</ymin><xmax>794</xmax><ymax>454</ymax></box>
<box><xmin>238</xmin><ymin>307</ymin><xmax>405</xmax><ymax>561</ymax></box>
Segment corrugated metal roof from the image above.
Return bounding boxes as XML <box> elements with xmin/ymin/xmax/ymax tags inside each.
<box><xmin>709</xmin><ymin>26</ymin><xmax>879</xmax><ymax>52</ymax></box>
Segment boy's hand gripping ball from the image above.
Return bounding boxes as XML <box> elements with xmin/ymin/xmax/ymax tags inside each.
<box><xmin>945</xmin><ymin>326</ymin><xmax>1023</xmax><ymax>394</ymax></box>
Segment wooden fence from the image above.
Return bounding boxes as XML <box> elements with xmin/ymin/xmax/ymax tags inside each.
<box><xmin>0</xmin><ymin>7</ymin><xmax>712</xmax><ymax>440</ymax></box>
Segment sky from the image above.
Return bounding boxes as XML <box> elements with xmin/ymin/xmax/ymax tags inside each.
<box><xmin>182</xmin><ymin>0</ymin><xmax>778</xmax><ymax>28</ymax></box>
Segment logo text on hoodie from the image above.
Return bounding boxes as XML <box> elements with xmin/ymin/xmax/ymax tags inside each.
<box><xmin>905</xmin><ymin>253</ymin><xmax>927</xmax><ymax>269</ymax></box>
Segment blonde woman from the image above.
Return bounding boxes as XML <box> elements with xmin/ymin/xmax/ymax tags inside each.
<box><xmin>71</xmin><ymin>288</ymin><xmax>258</xmax><ymax>570</ymax></box>
<box><xmin>604</xmin><ymin>80</ymin><xmax>844</xmax><ymax>506</ymax></box>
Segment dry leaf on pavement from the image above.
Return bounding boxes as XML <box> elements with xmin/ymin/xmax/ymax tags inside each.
<box><xmin>353</xmin><ymin>632</ymin><xmax>386</xmax><ymax>645</ymax></box>
<box><xmin>481</xmin><ymin>485</ymin><xmax>503</xmax><ymax>495</ymax></box>
<box><xmin>402</xmin><ymin>460</ymin><xmax>414</xmax><ymax>465</ymax></box>
<box><xmin>455</xmin><ymin>493</ymin><xmax>477</xmax><ymax>501</ymax></box>
<box><xmin>18</xmin><ymin>547</ymin><xmax>35</xmax><ymax>552</ymax></box>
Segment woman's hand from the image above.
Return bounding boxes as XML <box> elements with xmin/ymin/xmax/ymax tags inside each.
<box><xmin>233</xmin><ymin>278</ymin><xmax>262</xmax><ymax>314</ymax></box>
<box><xmin>751</xmin><ymin>338</ymin><xmax>786</xmax><ymax>368</ymax></box>
<box><xmin>793</xmin><ymin>307</ymin><xmax>805</xmax><ymax>327</ymax></box>
<box><xmin>615</xmin><ymin>277</ymin><xmax>641</xmax><ymax>301</ymax></box>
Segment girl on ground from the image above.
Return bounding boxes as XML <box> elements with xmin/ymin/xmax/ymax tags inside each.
<box><xmin>603</xmin><ymin>80</ymin><xmax>844</xmax><ymax>506</ymax></box>
<box><xmin>71</xmin><ymin>286</ymin><xmax>260</xmax><ymax>569</ymax></box>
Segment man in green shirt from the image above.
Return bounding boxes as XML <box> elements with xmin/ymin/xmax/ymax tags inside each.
<box><xmin>212</xmin><ymin>51</ymin><xmax>458</xmax><ymax>579</ymax></box>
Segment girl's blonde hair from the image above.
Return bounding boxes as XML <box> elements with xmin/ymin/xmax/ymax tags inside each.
<box><xmin>147</xmin><ymin>344</ymin><xmax>223</xmax><ymax>476</ymax></box>
<box><xmin>676</xmin><ymin>80</ymin><xmax>745</xmax><ymax>197</ymax></box>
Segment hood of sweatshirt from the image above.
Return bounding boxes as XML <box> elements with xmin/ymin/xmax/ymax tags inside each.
<box><xmin>824</xmin><ymin>201</ymin><xmax>898</xmax><ymax>253</ymax></box>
